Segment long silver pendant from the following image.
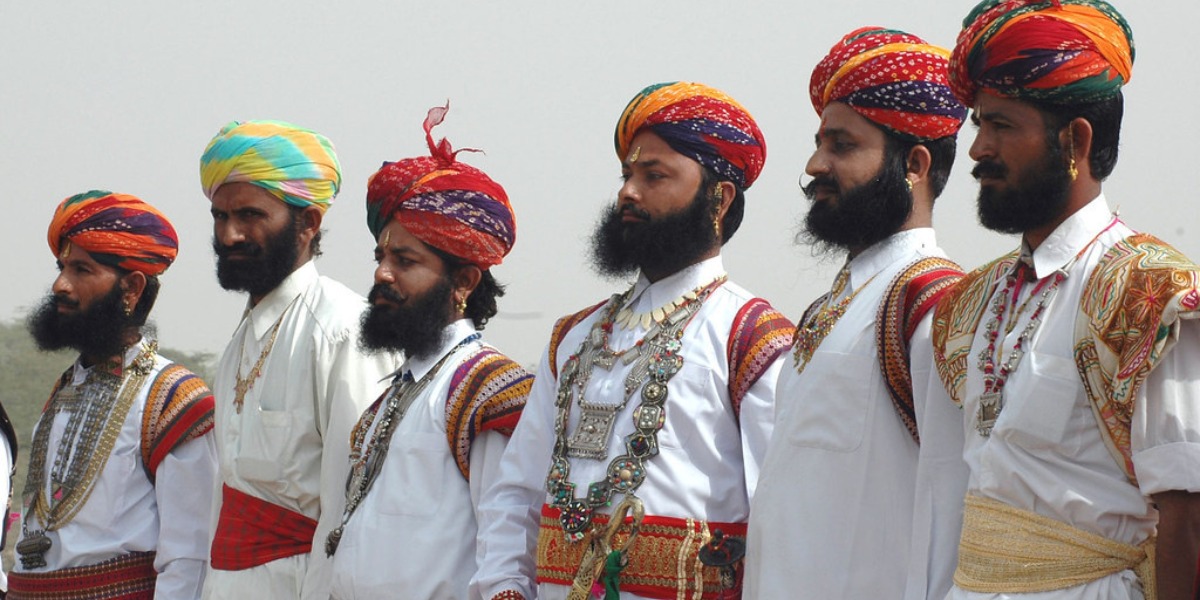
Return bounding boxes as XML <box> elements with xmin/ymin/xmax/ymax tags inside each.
<box><xmin>567</xmin><ymin>404</ymin><xmax>622</xmax><ymax>459</ymax></box>
<box><xmin>17</xmin><ymin>531</ymin><xmax>52</xmax><ymax>569</ymax></box>
<box><xmin>976</xmin><ymin>391</ymin><xmax>1003</xmax><ymax>437</ymax></box>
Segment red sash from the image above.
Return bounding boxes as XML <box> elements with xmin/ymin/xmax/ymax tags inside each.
<box><xmin>210</xmin><ymin>484</ymin><xmax>318</xmax><ymax>570</ymax></box>
<box><xmin>8</xmin><ymin>551</ymin><xmax>156</xmax><ymax>599</ymax></box>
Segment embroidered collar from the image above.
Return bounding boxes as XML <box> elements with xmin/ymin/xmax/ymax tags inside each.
<box><xmin>1021</xmin><ymin>194</ymin><xmax>1112</xmax><ymax>280</ymax></box>
<box><xmin>70</xmin><ymin>337</ymin><xmax>151</xmax><ymax>384</ymax></box>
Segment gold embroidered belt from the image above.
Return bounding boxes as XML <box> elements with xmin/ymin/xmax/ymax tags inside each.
<box><xmin>955</xmin><ymin>495</ymin><xmax>1156</xmax><ymax>598</ymax></box>
<box><xmin>537</xmin><ymin>503</ymin><xmax>745</xmax><ymax>600</ymax></box>
<box><xmin>7</xmin><ymin>551</ymin><xmax>157</xmax><ymax>599</ymax></box>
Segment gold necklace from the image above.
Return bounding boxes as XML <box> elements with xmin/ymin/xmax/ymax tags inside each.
<box><xmin>233</xmin><ymin>300</ymin><xmax>294</xmax><ymax>414</ymax></box>
<box><xmin>792</xmin><ymin>270</ymin><xmax>877</xmax><ymax>373</ymax></box>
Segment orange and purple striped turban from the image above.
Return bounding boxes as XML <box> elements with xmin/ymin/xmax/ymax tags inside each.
<box><xmin>48</xmin><ymin>191</ymin><xmax>179</xmax><ymax>276</ymax></box>
<box><xmin>366</xmin><ymin>104</ymin><xmax>515</xmax><ymax>270</ymax></box>
<box><xmin>811</xmin><ymin>27</ymin><xmax>967</xmax><ymax>141</ymax></box>
<box><xmin>950</xmin><ymin>0</ymin><xmax>1134</xmax><ymax>106</ymax></box>
<box><xmin>615</xmin><ymin>82</ymin><xmax>766</xmax><ymax>189</ymax></box>
<box><xmin>199</xmin><ymin>120</ymin><xmax>342</xmax><ymax>213</ymax></box>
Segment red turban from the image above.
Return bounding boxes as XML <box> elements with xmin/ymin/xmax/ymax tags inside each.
<box><xmin>811</xmin><ymin>27</ymin><xmax>967</xmax><ymax>141</ymax></box>
<box><xmin>48</xmin><ymin>190</ymin><xmax>179</xmax><ymax>276</ymax></box>
<box><xmin>366</xmin><ymin>104</ymin><xmax>515</xmax><ymax>270</ymax></box>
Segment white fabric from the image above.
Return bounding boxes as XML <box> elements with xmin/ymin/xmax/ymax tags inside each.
<box><xmin>0</xmin><ymin>428</ymin><xmax>9</xmax><ymax>594</ymax></box>
<box><xmin>203</xmin><ymin>261</ymin><xmax>397</xmax><ymax>600</ymax></box>
<box><xmin>475</xmin><ymin>256</ymin><xmax>782</xmax><ymax>600</ymax></box>
<box><xmin>330</xmin><ymin>319</ymin><xmax>512</xmax><ymax>599</ymax></box>
<box><xmin>746</xmin><ymin>228</ymin><xmax>946</xmax><ymax>599</ymax></box>
<box><xmin>910</xmin><ymin>196</ymin><xmax>1200</xmax><ymax>600</ymax></box>
<box><xmin>13</xmin><ymin>339</ymin><xmax>218</xmax><ymax>599</ymax></box>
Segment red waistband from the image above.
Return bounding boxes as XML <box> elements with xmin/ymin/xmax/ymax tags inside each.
<box><xmin>210</xmin><ymin>484</ymin><xmax>318</xmax><ymax>571</ymax></box>
<box><xmin>8</xmin><ymin>551</ymin><xmax>156</xmax><ymax>599</ymax></box>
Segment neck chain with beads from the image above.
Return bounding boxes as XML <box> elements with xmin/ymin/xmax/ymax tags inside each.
<box><xmin>546</xmin><ymin>276</ymin><xmax>725</xmax><ymax>542</ymax></box>
<box><xmin>792</xmin><ymin>268</ymin><xmax>877</xmax><ymax>374</ymax></box>
<box><xmin>326</xmin><ymin>332</ymin><xmax>481</xmax><ymax>557</ymax></box>
<box><xmin>18</xmin><ymin>341</ymin><xmax>158</xmax><ymax>569</ymax></box>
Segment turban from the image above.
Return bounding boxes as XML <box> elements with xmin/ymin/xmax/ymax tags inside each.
<box><xmin>810</xmin><ymin>27</ymin><xmax>968</xmax><ymax>141</ymax></box>
<box><xmin>615</xmin><ymin>82</ymin><xmax>766</xmax><ymax>189</ymax></box>
<box><xmin>366</xmin><ymin>104</ymin><xmax>515</xmax><ymax>270</ymax></box>
<box><xmin>48</xmin><ymin>190</ymin><xmax>179</xmax><ymax>276</ymax></box>
<box><xmin>950</xmin><ymin>0</ymin><xmax>1134</xmax><ymax>106</ymax></box>
<box><xmin>199</xmin><ymin>120</ymin><xmax>342</xmax><ymax>213</ymax></box>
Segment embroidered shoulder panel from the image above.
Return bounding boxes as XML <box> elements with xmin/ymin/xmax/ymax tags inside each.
<box><xmin>141</xmin><ymin>363</ymin><xmax>215</xmax><ymax>481</ymax></box>
<box><xmin>1074</xmin><ymin>233</ymin><xmax>1200</xmax><ymax>485</ymax></box>
<box><xmin>445</xmin><ymin>348</ymin><xmax>533</xmax><ymax>480</ymax></box>
<box><xmin>548</xmin><ymin>300</ymin><xmax>608</xmax><ymax>379</ymax></box>
<box><xmin>931</xmin><ymin>252</ymin><xmax>1018</xmax><ymax>406</ymax></box>
<box><xmin>726</xmin><ymin>298</ymin><xmax>795</xmax><ymax>419</ymax></box>
<box><xmin>875</xmin><ymin>257</ymin><xmax>965</xmax><ymax>444</ymax></box>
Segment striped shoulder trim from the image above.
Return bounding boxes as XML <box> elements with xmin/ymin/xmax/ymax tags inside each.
<box><xmin>875</xmin><ymin>256</ymin><xmax>964</xmax><ymax>444</ymax></box>
<box><xmin>726</xmin><ymin>298</ymin><xmax>794</xmax><ymax>419</ymax></box>
<box><xmin>548</xmin><ymin>300</ymin><xmax>607</xmax><ymax>379</ymax></box>
<box><xmin>141</xmin><ymin>363</ymin><xmax>215</xmax><ymax>481</ymax></box>
<box><xmin>445</xmin><ymin>348</ymin><xmax>532</xmax><ymax>480</ymax></box>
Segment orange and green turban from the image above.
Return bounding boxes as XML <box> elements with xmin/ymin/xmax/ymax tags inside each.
<box><xmin>366</xmin><ymin>104</ymin><xmax>515</xmax><ymax>270</ymax></box>
<box><xmin>199</xmin><ymin>120</ymin><xmax>342</xmax><ymax>213</ymax></box>
<box><xmin>810</xmin><ymin>27</ymin><xmax>967</xmax><ymax>141</ymax></box>
<box><xmin>48</xmin><ymin>190</ymin><xmax>179</xmax><ymax>276</ymax></box>
<box><xmin>615</xmin><ymin>82</ymin><xmax>766</xmax><ymax>189</ymax></box>
<box><xmin>950</xmin><ymin>0</ymin><xmax>1134</xmax><ymax>106</ymax></box>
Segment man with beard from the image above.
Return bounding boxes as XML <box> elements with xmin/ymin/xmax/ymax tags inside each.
<box><xmin>324</xmin><ymin>105</ymin><xmax>531</xmax><ymax>599</ymax></box>
<box><xmin>475</xmin><ymin>82</ymin><xmax>794</xmax><ymax>600</ymax></box>
<box><xmin>744</xmin><ymin>27</ymin><xmax>968</xmax><ymax>600</ymax></box>
<box><xmin>915</xmin><ymin>1</ymin><xmax>1200</xmax><ymax>598</ymax></box>
<box><xmin>199</xmin><ymin>121</ymin><xmax>396</xmax><ymax>599</ymax></box>
<box><xmin>13</xmin><ymin>191</ymin><xmax>216</xmax><ymax>598</ymax></box>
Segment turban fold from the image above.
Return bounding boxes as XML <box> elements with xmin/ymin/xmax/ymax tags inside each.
<box><xmin>950</xmin><ymin>0</ymin><xmax>1134</xmax><ymax>106</ymax></box>
<box><xmin>811</xmin><ymin>27</ymin><xmax>967</xmax><ymax>141</ymax></box>
<box><xmin>200</xmin><ymin>120</ymin><xmax>342</xmax><ymax>213</ymax></box>
<box><xmin>615</xmin><ymin>82</ymin><xmax>766</xmax><ymax>189</ymax></box>
<box><xmin>48</xmin><ymin>190</ymin><xmax>179</xmax><ymax>276</ymax></box>
<box><xmin>366</xmin><ymin>104</ymin><xmax>515</xmax><ymax>270</ymax></box>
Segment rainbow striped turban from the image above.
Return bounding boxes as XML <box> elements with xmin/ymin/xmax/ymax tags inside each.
<box><xmin>48</xmin><ymin>190</ymin><xmax>179</xmax><ymax>276</ymax></box>
<box><xmin>810</xmin><ymin>27</ymin><xmax>968</xmax><ymax>141</ymax></box>
<box><xmin>199</xmin><ymin>120</ymin><xmax>342</xmax><ymax>213</ymax></box>
<box><xmin>615</xmin><ymin>82</ymin><xmax>766</xmax><ymax>189</ymax></box>
<box><xmin>366</xmin><ymin>104</ymin><xmax>515</xmax><ymax>270</ymax></box>
<box><xmin>950</xmin><ymin>0</ymin><xmax>1134</xmax><ymax>106</ymax></box>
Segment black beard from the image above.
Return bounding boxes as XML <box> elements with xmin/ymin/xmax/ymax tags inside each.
<box><xmin>27</xmin><ymin>284</ymin><xmax>133</xmax><ymax>358</ymax></box>
<box><xmin>973</xmin><ymin>138</ymin><xmax>1072</xmax><ymax>235</ymax></box>
<box><xmin>589</xmin><ymin>185</ymin><xmax>718</xmax><ymax>279</ymax></box>
<box><xmin>800</xmin><ymin>149</ymin><xmax>913</xmax><ymax>255</ymax></box>
<box><xmin>360</xmin><ymin>278</ymin><xmax>454</xmax><ymax>359</ymax></box>
<box><xmin>213</xmin><ymin>213</ymin><xmax>302</xmax><ymax>297</ymax></box>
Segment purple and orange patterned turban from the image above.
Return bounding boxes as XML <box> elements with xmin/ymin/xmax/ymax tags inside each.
<box><xmin>48</xmin><ymin>190</ymin><xmax>179</xmax><ymax>276</ymax></box>
<box><xmin>366</xmin><ymin>104</ymin><xmax>515</xmax><ymax>270</ymax></box>
<box><xmin>199</xmin><ymin>120</ymin><xmax>342</xmax><ymax>213</ymax></box>
<box><xmin>811</xmin><ymin>27</ymin><xmax>968</xmax><ymax>141</ymax></box>
<box><xmin>950</xmin><ymin>0</ymin><xmax>1134</xmax><ymax>107</ymax></box>
<box><xmin>615</xmin><ymin>82</ymin><xmax>766</xmax><ymax>189</ymax></box>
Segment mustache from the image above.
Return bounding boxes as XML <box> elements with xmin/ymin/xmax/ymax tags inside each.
<box><xmin>53</xmin><ymin>294</ymin><xmax>79</xmax><ymax>309</ymax></box>
<box><xmin>801</xmin><ymin>175</ymin><xmax>838</xmax><ymax>201</ymax></box>
<box><xmin>212</xmin><ymin>240</ymin><xmax>264</xmax><ymax>258</ymax></box>
<box><xmin>367</xmin><ymin>283</ymin><xmax>405</xmax><ymax>305</ymax></box>
<box><xmin>972</xmin><ymin>160</ymin><xmax>1008</xmax><ymax>180</ymax></box>
<box><xmin>618</xmin><ymin>204</ymin><xmax>651</xmax><ymax>221</ymax></box>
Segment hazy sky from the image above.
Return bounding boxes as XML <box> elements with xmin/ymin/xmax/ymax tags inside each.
<box><xmin>2</xmin><ymin>1</ymin><xmax>1195</xmax><ymax>367</ymax></box>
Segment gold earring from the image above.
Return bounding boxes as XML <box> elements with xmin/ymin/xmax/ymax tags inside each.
<box><xmin>123</xmin><ymin>301</ymin><xmax>133</xmax><ymax>317</ymax></box>
<box><xmin>712</xmin><ymin>183</ymin><xmax>723</xmax><ymax>200</ymax></box>
<box><xmin>1067</xmin><ymin>127</ymin><xmax>1078</xmax><ymax>182</ymax></box>
<box><xmin>905</xmin><ymin>178</ymin><xmax>913</xmax><ymax>192</ymax></box>
<box><xmin>456</xmin><ymin>296</ymin><xmax>468</xmax><ymax>313</ymax></box>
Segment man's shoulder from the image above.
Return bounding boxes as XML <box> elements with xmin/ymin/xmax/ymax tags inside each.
<box><xmin>298</xmin><ymin>274</ymin><xmax>369</xmax><ymax>338</ymax></box>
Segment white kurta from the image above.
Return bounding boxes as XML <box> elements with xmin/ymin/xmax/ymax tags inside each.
<box><xmin>0</xmin><ymin>428</ymin><xmax>10</xmax><ymax>594</ymax></box>
<box><xmin>475</xmin><ymin>256</ymin><xmax>781</xmax><ymax>600</ymax></box>
<box><xmin>203</xmin><ymin>261</ymin><xmax>397</xmax><ymax>600</ymax></box>
<box><xmin>911</xmin><ymin>196</ymin><xmax>1200</xmax><ymax>600</ymax></box>
<box><xmin>746</xmin><ymin>229</ymin><xmax>946</xmax><ymax>599</ymax></box>
<box><xmin>14</xmin><ymin>339</ymin><xmax>218</xmax><ymax>599</ymax></box>
<box><xmin>329</xmin><ymin>319</ymin><xmax>512</xmax><ymax>600</ymax></box>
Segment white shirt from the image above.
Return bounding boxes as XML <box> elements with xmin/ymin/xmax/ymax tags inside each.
<box><xmin>203</xmin><ymin>261</ymin><xmax>397</xmax><ymax>600</ymax></box>
<box><xmin>912</xmin><ymin>196</ymin><xmax>1200</xmax><ymax>600</ymax></box>
<box><xmin>0</xmin><ymin>427</ymin><xmax>10</xmax><ymax>593</ymax></box>
<box><xmin>329</xmin><ymin>320</ymin><xmax>513</xmax><ymax>599</ymax></box>
<box><xmin>475</xmin><ymin>256</ymin><xmax>781</xmax><ymax>600</ymax></box>
<box><xmin>14</xmin><ymin>339</ymin><xmax>218</xmax><ymax>599</ymax></box>
<box><xmin>746</xmin><ymin>229</ymin><xmax>946</xmax><ymax>599</ymax></box>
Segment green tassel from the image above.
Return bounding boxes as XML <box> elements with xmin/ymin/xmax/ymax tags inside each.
<box><xmin>601</xmin><ymin>550</ymin><xmax>626</xmax><ymax>600</ymax></box>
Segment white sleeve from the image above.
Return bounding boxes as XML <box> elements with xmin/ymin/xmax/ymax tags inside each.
<box><xmin>153</xmin><ymin>433</ymin><xmax>219</xmax><ymax>600</ymax></box>
<box><xmin>468</xmin><ymin>429</ymin><xmax>513</xmax><ymax>599</ymax></box>
<box><xmin>1131</xmin><ymin>317</ymin><xmax>1200</xmax><ymax>495</ymax></box>
<box><xmin>737</xmin><ymin>353</ymin><xmax>779</xmax><ymax>502</ymax></box>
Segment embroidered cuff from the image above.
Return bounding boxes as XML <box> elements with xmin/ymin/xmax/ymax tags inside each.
<box><xmin>490</xmin><ymin>590</ymin><xmax>526</xmax><ymax>600</ymax></box>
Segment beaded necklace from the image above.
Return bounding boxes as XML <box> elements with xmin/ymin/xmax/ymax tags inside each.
<box><xmin>792</xmin><ymin>266</ymin><xmax>876</xmax><ymax>373</ymax></box>
<box><xmin>325</xmin><ymin>332</ymin><xmax>481</xmax><ymax>556</ymax></box>
<box><xmin>546</xmin><ymin>276</ymin><xmax>725</xmax><ymax>542</ymax></box>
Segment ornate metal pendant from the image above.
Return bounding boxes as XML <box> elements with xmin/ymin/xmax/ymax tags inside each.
<box><xmin>976</xmin><ymin>391</ymin><xmax>1003</xmax><ymax>437</ymax></box>
<box><xmin>17</xmin><ymin>531</ymin><xmax>52</xmax><ymax>569</ymax></box>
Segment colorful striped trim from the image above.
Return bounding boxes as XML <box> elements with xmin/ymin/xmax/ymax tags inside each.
<box><xmin>726</xmin><ymin>298</ymin><xmax>794</xmax><ymax>419</ymax></box>
<box><xmin>875</xmin><ymin>257</ymin><xmax>964</xmax><ymax>444</ymax></box>
<box><xmin>548</xmin><ymin>301</ymin><xmax>607</xmax><ymax>379</ymax></box>
<box><xmin>445</xmin><ymin>348</ymin><xmax>532</xmax><ymax>480</ymax></box>
<box><xmin>537</xmin><ymin>504</ymin><xmax>745</xmax><ymax>599</ymax></box>
<box><xmin>140</xmin><ymin>363</ymin><xmax>215</xmax><ymax>481</ymax></box>
<box><xmin>8</xmin><ymin>551</ymin><xmax>157</xmax><ymax>599</ymax></box>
